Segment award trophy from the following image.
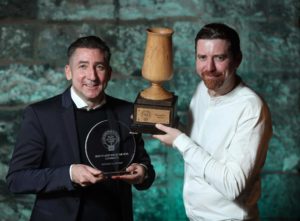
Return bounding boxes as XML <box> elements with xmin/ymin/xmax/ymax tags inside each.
<box><xmin>85</xmin><ymin>120</ymin><xmax>136</xmax><ymax>175</ymax></box>
<box><xmin>132</xmin><ymin>27</ymin><xmax>178</xmax><ymax>134</ymax></box>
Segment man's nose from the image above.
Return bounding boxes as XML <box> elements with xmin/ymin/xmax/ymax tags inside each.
<box><xmin>86</xmin><ymin>67</ymin><xmax>97</xmax><ymax>80</ymax></box>
<box><xmin>206</xmin><ymin>59</ymin><xmax>216</xmax><ymax>72</ymax></box>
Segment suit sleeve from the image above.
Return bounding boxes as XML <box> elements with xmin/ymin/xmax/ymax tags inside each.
<box><xmin>132</xmin><ymin>133</ymin><xmax>155</xmax><ymax>190</ymax></box>
<box><xmin>6</xmin><ymin>106</ymin><xmax>75</xmax><ymax>194</ymax></box>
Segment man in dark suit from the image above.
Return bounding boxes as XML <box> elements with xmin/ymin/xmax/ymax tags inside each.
<box><xmin>6</xmin><ymin>36</ymin><xmax>155</xmax><ymax>221</ymax></box>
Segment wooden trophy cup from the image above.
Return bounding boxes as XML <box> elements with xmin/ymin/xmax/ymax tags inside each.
<box><xmin>132</xmin><ymin>27</ymin><xmax>177</xmax><ymax>134</ymax></box>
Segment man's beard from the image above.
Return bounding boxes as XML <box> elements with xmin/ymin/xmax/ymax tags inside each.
<box><xmin>201</xmin><ymin>71</ymin><xmax>225</xmax><ymax>91</ymax></box>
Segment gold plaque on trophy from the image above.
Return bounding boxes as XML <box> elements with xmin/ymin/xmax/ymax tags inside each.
<box><xmin>131</xmin><ymin>27</ymin><xmax>178</xmax><ymax>134</ymax></box>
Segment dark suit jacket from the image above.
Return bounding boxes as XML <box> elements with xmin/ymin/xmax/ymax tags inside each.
<box><xmin>6</xmin><ymin>88</ymin><xmax>155</xmax><ymax>221</ymax></box>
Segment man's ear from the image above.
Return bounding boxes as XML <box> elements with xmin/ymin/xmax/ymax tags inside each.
<box><xmin>65</xmin><ymin>65</ymin><xmax>72</xmax><ymax>80</ymax></box>
<box><xmin>235</xmin><ymin>53</ymin><xmax>243</xmax><ymax>68</ymax></box>
<box><xmin>103</xmin><ymin>66</ymin><xmax>112</xmax><ymax>90</ymax></box>
<box><xmin>107</xmin><ymin>66</ymin><xmax>112</xmax><ymax>81</ymax></box>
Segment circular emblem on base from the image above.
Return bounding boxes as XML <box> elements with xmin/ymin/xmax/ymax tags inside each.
<box><xmin>102</xmin><ymin>130</ymin><xmax>120</xmax><ymax>151</ymax></box>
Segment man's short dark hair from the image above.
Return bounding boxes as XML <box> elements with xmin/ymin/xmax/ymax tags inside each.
<box><xmin>195</xmin><ymin>23</ymin><xmax>242</xmax><ymax>59</ymax></box>
<box><xmin>67</xmin><ymin>36</ymin><xmax>111</xmax><ymax>63</ymax></box>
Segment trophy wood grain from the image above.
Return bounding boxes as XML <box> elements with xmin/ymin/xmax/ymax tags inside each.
<box><xmin>141</xmin><ymin>27</ymin><xmax>174</xmax><ymax>100</ymax></box>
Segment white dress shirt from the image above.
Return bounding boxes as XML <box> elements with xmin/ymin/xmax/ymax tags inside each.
<box><xmin>70</xmin><ymin>86</ymin><xmax>106</xmax><ymax>110</ymax></box>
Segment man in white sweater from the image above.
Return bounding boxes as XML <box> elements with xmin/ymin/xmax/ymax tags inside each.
<box><xmin>153</xmin><ymin>23</ymin><xmax>272</xmax><ymax>220</ymax></box>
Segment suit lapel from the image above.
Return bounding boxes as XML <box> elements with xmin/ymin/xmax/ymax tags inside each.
<box><xmin>61</xmin><ymin>88</ymin><xmax>81</xmax><ymax>163</ymax></box>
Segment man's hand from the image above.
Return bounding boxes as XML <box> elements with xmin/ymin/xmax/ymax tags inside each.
<box><xmin>152</xmin><ymin>123</ymin><xmax>182</xmax><ymax>146</ymax></box>
<box><xmin>111</xmin><ymin>163</ymin><xmax>146</xmax><ymax>185</ymax></box>
<box><xmin>71</xmin><ymin>164</ymin><xmax>106</xmax><ymax>187</ymax></box>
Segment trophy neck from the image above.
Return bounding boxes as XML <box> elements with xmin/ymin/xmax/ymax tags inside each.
<box><xmin>140</xmin><ymin>83</ymin><xmax>173</xmax><ymax>100</ymax></box>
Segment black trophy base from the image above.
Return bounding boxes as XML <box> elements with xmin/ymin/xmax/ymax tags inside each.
<box><xmin>131</xmin><ymin>93</ymin><xmax>178</xmax><ymax>134</ymax></box>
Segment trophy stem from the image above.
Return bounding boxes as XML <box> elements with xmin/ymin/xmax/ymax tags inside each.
<box><xmin>140</xmin><ymin>82</ymin><xmax>173</xmax><ymax>100</ymax></box>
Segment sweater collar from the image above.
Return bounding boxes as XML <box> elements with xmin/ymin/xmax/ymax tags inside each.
<box><xmin>207</xmin><ymin>81</ymin><xmax>244</xmax><ymax>105</ymax></box>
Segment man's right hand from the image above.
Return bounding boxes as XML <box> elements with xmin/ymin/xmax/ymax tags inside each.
<box><xmin>152</xmin><ymin>123</ymin><xmax>182</xmax><ymax>146</ymax></box>
<box><xmin>71</xmin><ymin>164</ymin><xmax>107</xmax><ymax>187</ymax></box>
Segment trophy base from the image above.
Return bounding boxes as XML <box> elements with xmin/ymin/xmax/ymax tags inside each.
<box><xmin>131</xmin><ymin>93</ymin><xmax>178</xmax><ymax>134</ymax></box>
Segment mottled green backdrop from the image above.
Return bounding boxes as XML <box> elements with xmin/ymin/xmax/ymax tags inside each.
<box><xmin>0</xmin><ymin>0</ymin><xmax>299</xmax><ymax>220</ymax></box>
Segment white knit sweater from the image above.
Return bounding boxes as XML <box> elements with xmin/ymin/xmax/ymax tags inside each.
<box><xmin>173</xmin><ymin>80</ymin><xmax>272</xmax><ymax>221</ymax></box>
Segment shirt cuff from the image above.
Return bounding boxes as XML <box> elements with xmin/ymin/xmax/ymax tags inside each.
<box><xmin>139</xmin><ymin>163</ymin><xmax>149</xmax><ymax>180</ymax></box>
<box><xmin>69</xmin><ymin>164</ymin><xmax>74</xmax><ymax>182</ymax></box>
<box><xmin>173</xmin><ymin>133</ymin><xmax>193</xmax><ymax>152</ymax></box>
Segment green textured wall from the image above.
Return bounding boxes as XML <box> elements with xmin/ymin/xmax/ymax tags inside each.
<box><xmin>0</xmin><ymin>0</ymin><xmax>299</xmax><ymax>220</ymax></box>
